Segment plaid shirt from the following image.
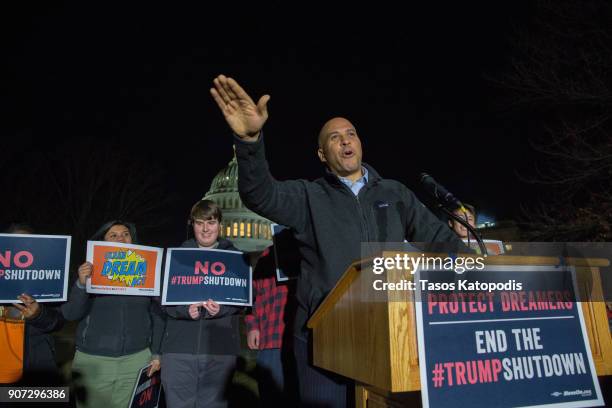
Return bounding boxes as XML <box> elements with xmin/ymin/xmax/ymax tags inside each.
<box><xmin>245</xmin><ymin>248</ymin><xmax>290</xmax><ymax>349</ymax></box>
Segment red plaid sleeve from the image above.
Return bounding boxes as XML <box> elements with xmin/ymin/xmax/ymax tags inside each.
<box><xmin>245</xmin><ymin>247</ymin><xmax>291</xmax><ymax>349</ymax></box>
<box><xmin>245</xmin><ymin>279</ymin><xmax>262</xmax><ymax>333</ymax></box>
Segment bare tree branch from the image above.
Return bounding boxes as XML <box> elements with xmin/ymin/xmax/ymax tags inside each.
<box><xmin>497</xmin><ymin>0</ymin><xmax>612</xmax><ymax>241</ymax></box>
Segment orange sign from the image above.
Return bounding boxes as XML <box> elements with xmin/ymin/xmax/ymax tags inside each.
<box><xmin>86</xmin><ymin>241</ymin><xmax>162</xmax><ymax>296</ymax></box>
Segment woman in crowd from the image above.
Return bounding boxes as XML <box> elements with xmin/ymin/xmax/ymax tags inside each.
<box><xmin>0</xmin><ymin>223</ymin><xmax>65</xmax><ymax>385</ymax></box>
<box><xmin>61</xmin><ymin>221</ymin><xmax>164</xmax><ymax>408</ymax></box>
<box><xmin>162</xmin><ymin>200</ymin><xmax>243</xmax><ymax>408</ymax></box>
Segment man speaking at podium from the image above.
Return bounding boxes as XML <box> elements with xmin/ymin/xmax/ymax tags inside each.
<box><xmin>211</xmin><ymin>74</ymin><xmax>465</xmax><ymax>407</ymax></box>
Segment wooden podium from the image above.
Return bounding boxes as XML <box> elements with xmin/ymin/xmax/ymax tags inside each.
<box><xmin>307</xmin><ymin>253</ymin><xmax>612</xmax><ymax>407</ymax></box>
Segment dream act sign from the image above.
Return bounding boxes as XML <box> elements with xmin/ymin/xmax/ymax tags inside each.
<box><xmin>415</xmin><ymin>265</ymin><xmax>604</xmax><ymax>408</ymax></box>
<box><xmin>86</xmin><ymin>241</ymin><xmax>162</xmax><ymax>296</ymax></box>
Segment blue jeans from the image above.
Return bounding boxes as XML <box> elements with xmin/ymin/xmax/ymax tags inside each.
<box><xmin>256</xmin><ymin>349</ymin><xmax>283</xmax><ymax>403</ymax></box>
<box><xmin>256</xmin><ymin>348</ymin><xmax>298</xmax><ymax>406</ymax></box>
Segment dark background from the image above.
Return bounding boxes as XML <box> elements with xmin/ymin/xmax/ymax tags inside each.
<box><xmin>0</xmin><ymin>1</ymin><xmax>545</xmax><ymax>252</ymax></box>
<box><xmin>2</xmin><ymin>3</ymin><xmax>611</xmax><ymax>403</ymax></box>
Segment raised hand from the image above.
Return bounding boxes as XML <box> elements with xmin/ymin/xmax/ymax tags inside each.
<box><xmin>210</xmin><ymin>75</ymin><xmax>270</xmax><ymax>141</ymax></box>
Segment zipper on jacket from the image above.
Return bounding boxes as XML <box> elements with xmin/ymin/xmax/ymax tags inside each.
<box><xmin>196</xmin><ymin>311</ymin><xmax>203</xmax><ymax>354</ymax></box>
<box><xmin>81</xmin><ymin>315</ymin><xmax>90</xmax><ymax>345</ymax></box>
<box><xmin>356</xmin><ymin>185</ymin><xmax>374</xmax><ymax>243</ymax></box>
<box><xmin>338</xmin><ymin>181</ymin><xmax>372</xmax><ymax>243</ymax></box>
<box><xmin>354</xmin><ymin>196</ymin><xmax>370</xmax><ymax>242</ymax></box>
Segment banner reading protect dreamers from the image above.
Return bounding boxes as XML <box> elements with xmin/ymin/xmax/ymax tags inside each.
<box><xmin>162</xmin><ymin>248</ymin><xmax>252</xmax><ymax>306</ymax></box>
<box><xmin>415</xmin><ymin>265</ymin><xmax>604</xmax><ymax>408</ymax></box>
<box><xmin>86</xmin><ymin>241</ymin><xmax>162</xmax><ymax>296</ymax></box>
<box><xmin>0</xmin><ymin>234</ymin><xmax>71</xmax><ymax>303</ymax></box>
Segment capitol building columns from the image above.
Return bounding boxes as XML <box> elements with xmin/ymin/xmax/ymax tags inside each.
<box><xmin>203</xmin><ymin>153</ymin><xmax>273</xmax><ymax>252</ymax></box>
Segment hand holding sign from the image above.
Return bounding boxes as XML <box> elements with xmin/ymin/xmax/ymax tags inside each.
<box><xmin>12</xmin><ymin>293</ymin><xmax>41</xmax><ymax>319</ymax></box>
<box><xmin>202</xmin><ymin>299</ymin><xmax>220</xmax><ymax>317</ymax></box>
<box><xmin>129</xmin><ymin>364</ymin><xmax>162</xmax><ymax>408</ymax></box>
<box><xmin>78</xmin><ymin>262</ymin><xmax>93</xmax><ymax>286</ymax></box>
<box><xmin>147</xmin><ymin>359</ymin><xmax>161</xmax><ymax>377</ymax></box>
<box><xmin>188</xmin><ymin>303</ymin><xmax>201</xmax><ymax>320</ymax></box>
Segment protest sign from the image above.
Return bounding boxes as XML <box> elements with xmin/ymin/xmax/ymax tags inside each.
<box><xmin>270</xmin><ymin>224</ymin><xmax>300</xmax><ymax>282</ymax></box>
<box><xmin>128</xmin><ymin>364</ymin><xmax>162</xmax><ymax>408</ymax></box>
<box><xmin>415</xmin><ymin>265</ymin><xmax>604</xmax><ymax>408</ymax></box>
<box><xmin>86</xmin><ymin>241</ymin><xmax>162</xmax><ymax>296</ymax></box>
<box><xmin>162</xmin><ymin>248</ymin><xmax>251</xmax><ymax>306</ymax></box>
<box><xmin>0</xmin><ymin>234</ymin><xmax>70</xmax><ymax>303</ymax></box>
<box><xmin>462</xmin><ymin>238</ymin><xmax>505</xmax><ymax>255</ymax></box>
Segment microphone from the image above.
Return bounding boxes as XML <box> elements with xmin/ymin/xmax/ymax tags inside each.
<box><xmin>420</xmin><ymin>173</ymin><xmax>463</xmax><ymax>209</ymax></box>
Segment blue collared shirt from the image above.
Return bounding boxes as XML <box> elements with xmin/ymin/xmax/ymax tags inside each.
<box><xmin>339</xmin><ymin>167</ymin><xmax>369</xmax><ymax>196</ymax></box>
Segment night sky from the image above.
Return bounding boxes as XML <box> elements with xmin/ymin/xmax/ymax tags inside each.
<box><xmin>1</xmin><ymin>2</ymin><xmax>537</xmax><ymax>248</ymax></box>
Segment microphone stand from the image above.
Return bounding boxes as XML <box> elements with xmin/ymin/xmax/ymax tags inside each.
<box><xmin>438</xmin><ymin>205</ymin><xmax>489</xmax><ymax>256</ymax></box>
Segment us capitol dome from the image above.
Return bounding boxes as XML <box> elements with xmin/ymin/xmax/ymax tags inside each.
<box><xmin>203</xmin><ymin>152</ymin><xmax>273</xmax><ymax>252</ymax></box>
